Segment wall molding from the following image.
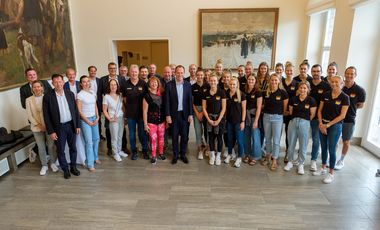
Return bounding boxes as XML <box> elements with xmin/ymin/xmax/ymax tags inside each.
<box><xmin>349</xmin><ymin>0</ymin><xmax>378</xmax><ymax>9</ymax></box>
<box><xmin>306</xmin><ymin>0</ymin><xmax>335</xmax><ymax>15</ymax></box>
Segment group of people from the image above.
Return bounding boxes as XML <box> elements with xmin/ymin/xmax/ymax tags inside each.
<box><xmin>20</xmin><ymin>59</ymin><xmax>366</xmax><ymax>184</ymax></box>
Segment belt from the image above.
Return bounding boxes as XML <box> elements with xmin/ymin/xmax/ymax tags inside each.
<box><xmin>61</xmin><ymin>120</ymin><xmax>72</xmax><ymax>125</ymax></box>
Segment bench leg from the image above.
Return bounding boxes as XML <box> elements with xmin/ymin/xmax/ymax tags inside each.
<box><xmin>7</xmin><ymin>154</ymin><xmax>18</xmax><ymax>172</ymax></box>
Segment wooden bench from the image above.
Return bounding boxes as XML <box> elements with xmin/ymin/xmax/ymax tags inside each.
<box><xmin>0</xmin><ymin>127</ymin><xmax>34</xmax><ymax>175</ymax></box>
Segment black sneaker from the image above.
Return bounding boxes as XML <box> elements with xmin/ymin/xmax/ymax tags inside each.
<box><xmin>131</xmin><ymin>153</ymin><xmax>138</xmax><ymax>160</ymax></box>
<box><xmin>158</xmin><ymin>154</ymin><xmax>166</xmax><ymax>160</ymax></box>
<box><xmin>143</xmin><ymin>152</ymin><xmax>150</xmax><ymax>160</ymax></box>
<box><xmin>151</xmin><ymin>157</ymin><xmax>157</xmax><ymax>164</ymax></box>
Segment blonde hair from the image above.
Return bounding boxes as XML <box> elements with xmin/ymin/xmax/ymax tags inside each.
<box><xmin>266</xmin><ymin>73</ymin><xmax>281</xmax><ymax>97</ymax></box>
<box><xmin>297</xmin><ymin>81</ymin><xmax>311</xmax><ymax>95</ymax></box>
<box><xmin>285</xmin><ymin>61</ymin><xmax>294</xmax><ymax>69</ymax></box>
<box><xmin>229</xmin><ymin>77</ymin><xmax>241</xmax><ymax>103</ymax></box>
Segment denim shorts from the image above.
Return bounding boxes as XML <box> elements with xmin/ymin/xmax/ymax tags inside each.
<box><xmin>342</xmin><ymin>122</ymin><xmax>355</xmax><ymax>141</ymax></box>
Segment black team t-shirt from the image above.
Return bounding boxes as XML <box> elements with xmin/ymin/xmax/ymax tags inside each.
<box><xmin>289</xmin><ymin>95</ymin><xmax>317</xmax><ymax>121</ymax></box>
<box><xmin>321</xmin><ymin>91</ymin><xmax>350</xmax><ymax>123</ymax></box>
<box><xmin>263</xmin><ymin>88</ymin><xmax>289</xmax><ymax>115</ymax></box>
<box><xmin>123</xmin><ymin>79</ymin><xmax>148</xmax><ymax>119</ymax></box>
<box><xmin>342</xmin><ymin>82</ymin><xmax>366</xmax><ymax>123</ymax></box>
<box><xmin>226</xmin><ymin>90</ymin><xmax>246</xmax><ymax>124</ymax></box>
<box><xmin>203</xmin><ymin>88</ymin><xmax>226</xmax><ymax>115</ymax></box>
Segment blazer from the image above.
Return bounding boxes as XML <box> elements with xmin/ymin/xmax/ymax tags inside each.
<box><xmin>165</xmin><ymin>80</ymin><xmax>193</xmax><ymax>119</ymax></box>
<box><xmin>25</xmin><ymin>95</ymin><xmax>46</xmax><ymax>132</ymax></box>
<box><xmin>43</xmin><ymin>89</ymin><xmax>80</xmax><ymax>135</ymax></box>
<box><xmin>20</xmin><ymin>80</ymin><xmax>52</xmax><ymax>109</ymax></box>
<box><xmin>63</xmin><ymin>81</ymin><xmax>80</xmax><ymax>93</ymax></box>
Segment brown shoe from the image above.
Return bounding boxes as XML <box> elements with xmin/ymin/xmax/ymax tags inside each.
<box><xmin>243</xmin><ymin>156</ymin><xmax>250</xmax><ymax>163</ymax></box>
<box><xmin>270</xmin><ymin>161</ymin><xmax>277</xmax><ymax>171</ymax></box>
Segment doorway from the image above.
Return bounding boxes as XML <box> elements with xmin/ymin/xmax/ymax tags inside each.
<box><xmin>115</xmin><ymin>40</ymin><xmax>169</xmax><ymax>75</ymax></box>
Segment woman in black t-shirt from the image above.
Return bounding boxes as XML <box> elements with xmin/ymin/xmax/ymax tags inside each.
<box><xmin>243</xmin><ymin>74</ymin><xmax>262</xmax><ymax>166</ymax></box>
<box><xmin>143</xmin><ymin>77</ymin><xmax>166</xmax><ymax>164</ymax></box>
<box><xmin>192</xmin><ymin>69</ymin><xmax>209</xmax><ymax>160</ymax></box>
<box><xmin>313</xmin><ymin>75</ymin><xmax>349</xmax><ymax>184</ymax></box>
<box><xmin>262</xmin><ymin>74</ymin><xmax>289</xmax><ymax>171</ymax></box>
<box><xmin>225</xmin><ymin>77</ymin><xmax>246</xmax><ymax>168</ymax></box>
<box><xmin>284</xmin><ymin>82</ymin><xmax>317</xmax><ymax>175</ymax></box>
<box><xmin>202</xmin><ymin>74</ymin><xmax>226</xmax><ymax>166</ymax></box>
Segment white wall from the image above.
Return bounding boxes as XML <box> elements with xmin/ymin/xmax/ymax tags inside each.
<box><xmin>305</xmin><ymin>11</ymin><xmax>327</xmax><ymax>65</ymax></box>
<box><xmin>0</xmin><ymin>0</ymin><xmax>309</xmax><ymax>131</ymax></box>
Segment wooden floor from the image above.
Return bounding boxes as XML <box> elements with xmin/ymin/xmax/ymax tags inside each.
<box><xmin>0</xmin><ymin>137</ymin><xmax>379</xmax><ymax>230</ymax></box>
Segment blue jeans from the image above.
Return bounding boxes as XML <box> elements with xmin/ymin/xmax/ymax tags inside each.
<box><xmin>109</xmin><ymin>116</ymin><xmax>124</xmax><ymax>155</ymax></box>
<box><xmin>310</xmin><ymin>119</ymin><xmax>320</xmax><ymax>161</ymax></box>
<box><xmin>80</xmin><ymin>116</ymin><xmax>100</xmax><ymax>168</ymax></box>
<box><xmin>320</xmin><ymin>123</ymin><xmax>342</xmax><ymax>169</ymax></box>
<box><xmin>244</xmin><ymin>119</ymin><xmax>261</xmax><ymax>160</ymax></box>
<box><xmin>227</xmin><ymin>122</ymin><xmax>244</xmax><ymax>157</ymax></box>
<box><xmin>127</xmin><ymin>118</ymin><xmax>148</xmax><ymax>154</ymax></box>
<box><xmin>193</xmin><ymin>105</ymin><xmax>205</xmax><ymax>146</ymax></box>
<box><xmin>263</xmin><ymin>113</ymin><xmax>283</xmax><ymax>159</ymax></box>
<box><xmin>287</xmin><ymin>118</ymin><xmax>310</xmax><ymax>164</ymax></box>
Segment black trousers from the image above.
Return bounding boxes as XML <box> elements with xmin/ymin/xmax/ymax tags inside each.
<box><xmin>171</xmin><ymin>112</ymin><xmax>190</xmax><ymax>159</ymax></box>
<box><xmin>54</xmin><ymin>121</ymin><xmax>77</xmax><ymax>170</ymax></box>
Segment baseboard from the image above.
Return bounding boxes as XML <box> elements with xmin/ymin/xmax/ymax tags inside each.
<box><xmin>351</xmin><ymin>137</ymin><xmax>362</xmax><ymax>145</ymax></box>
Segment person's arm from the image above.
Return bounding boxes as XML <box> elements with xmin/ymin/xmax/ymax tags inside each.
<box><xmin>318</xmin><ymin>101</ymin><xmax>327</xmax><ymax>135</ymax></box>
<box><xmin>326</xmin><ymin>106</ymin><xmax>349</xmax><ymax>127</ymax></box>
<box><xmin>202</xmin><ymin>99</ymin><xmax>212</xmax><ymax>124</ymax></box>
<box><xmin>253</xmin><ymin>97</ymin><xmax>262</xmax><ymax>129</ymax></box>
<box><xmin>215</xmin><ymin>99</ymin><xmax>226</xmax><ymax>126</ymax></box>
<box><xmin>288</xmin><ymin>105</ymin><xmax>293</xmax><ymax>116</ymax></box>
<box><xmin>43</xmin><ymin>94</ymin><xmax>57</xmax><ymax>140</ymax></box>
<box><xmin>192</xmin><ymin>97</ymin><xmax>202</xmax><ymax>122</ymax></box>
<box><xmin>240</xmin><ymin>100</ymin><xmax>246</xmax><ymax>130</ymax></box>
<box><xmin>357</xmin><ymin>102</ymin><xmax>364</xmax><ymax>109</ymax></box>
<box><xmin>20</xmin><ymin>87</ymin><xmax>27</xmax><ymax>109</ymax></box>
<box><xmin>26</xmin><ymin>99</ymin><xmax>39</xmax><ymax>126</ymax></box>
<box><xmin>102</xmin><ymin>97</ymin><xmax>113</xmax><ymax>122</ymax></box>
<box><xmin>76</xmin><ymin>98</ymin><xmax>92</xmax><ymax>126</ymax></box>
<box><xmin>283</xmin><ymin>99</ymin><xmax>289</xmax><ymax>115</ymax></box>
<box><xmin>93</xmin><ymin>103</ymin><xmax>99</xmax><ymax>125</ymax></box>
<box><xmin>188</xmin><ymin>85</ymin><xmax>193</xmax><ymax>123</ymax></box>
<box><xmin>165</xmin><ymin>84</ymin><xmax>172</xmax><ymax>124</ymax></box>
<box><xmin>142</xmin><ymin>98</ymin><xmax>149</xmax><ymax>132</ymax></box>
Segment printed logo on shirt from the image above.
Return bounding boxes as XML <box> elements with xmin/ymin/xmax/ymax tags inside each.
<box><xmin>234</xmin><ymin>98</ymin><xmax>239</xmax><ymax>102</ymax></box>
<box><xmin>206</xmin><ymin>96</ymin><xmax>211</xmax><ymax>99</ymax></box>
<box><xmin>216</xmin><ymin>96</ymin><xmax>221</xmax><ymax>100</ymax></box>
<box><xmin>138</xmin><ymin>87</ymin><xmax>143</xmax><ymax>91</ymax></box>
<box><xmin>127</xmin><ymin>87</ymin><xmax>132</xmax><ymax>90</ymax></box>
<box><xmin>276</xmin><ymin>96</ymin><xmax>281</xmax><ymax>101</ymax></box>
<box><xmin>251</xmin><ymin>95</ymin><xmax>255</xmax><ymax>99</ymax></box>
<box><xmin>194</xmin><ymin>89</ymin><xmax>198</xmax><ymax>92</ymax></box>
<box><xmin>305</xmin><ymin>104</ymin><xmax>310</xmax><ymax>109</ymax></box>
<box><xmin>291</xmin><ymin>86</ymin><xmax>295</xmax><ymax>90</ymax></box>
<box><xmin>324</xmin><ymin>98</ymin><xmax>329</xmax><ymax>101</ymax></box>
<box><xmin>350</xmin><ymin>93</ymin><xmax>356</xmax><ymax>98</ymax></box>
<box><xmin>318</xmin><ymin>89</ymin><xmax>324</xmax><ymax>94</ymax></box>
<box><xmin>203</xmin><ymin>89</ymin><xmax>207</xmax><ymax>92</ymax></box>
<box><xmin>294</xmin><ymin>103</ymin><xmax>298</xmax><ymax>106</ymax></box>
<box><xmin>335</xmin><ymin>100</ymin><xmax>341</xmax><ymax>105</ymax></box>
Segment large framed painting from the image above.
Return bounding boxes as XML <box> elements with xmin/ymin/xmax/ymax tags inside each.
<box><xmin>0</xmin><ymin>0</ymin><xmax>75</xmax><ymax>91</ymax></box>
<box><xmin>199</xmin><ymin>8</ymin><xmax>279</xmax><ymax>70</ymax></box>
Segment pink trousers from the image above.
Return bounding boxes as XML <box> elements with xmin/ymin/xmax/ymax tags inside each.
<box><xmin>148</xmin><ymin>122</ymin><xmax>166</xmax><ymax>157</ymax></box>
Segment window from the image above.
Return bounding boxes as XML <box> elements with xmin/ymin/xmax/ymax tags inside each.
<box><xmin>321</xmin><ymin>9</ymin><xmax>335</xmax><ymax>71</ymax></box>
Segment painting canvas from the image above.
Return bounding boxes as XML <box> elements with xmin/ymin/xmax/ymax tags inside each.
<box><xmin>0</xmin><ymin>0</ymin><xmax>75</xmax><ymax>91</ymax></box>
<box><xmin>200</xmin><ymin>8</ymin><xmax>278</xmax><ymax>70</ymax></box>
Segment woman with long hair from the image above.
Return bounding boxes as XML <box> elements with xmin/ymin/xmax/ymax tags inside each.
<box><xmin>225</xmin><ymin>77</ymin><xmax>246</xmax><ymax>168</ymax></box>
<box><xmin>143</xmin><ymin>76</ymin><xmax>166</xmax><ymax>164</ymax></box>
<box><xmin>203</xmin><ymin>74</ymin><xmax>226</xmax><ymax>166</ymax></box>
<box><xmin>262</xmin><ymin>74</ymin><xmax>289</xmax><ymax>170</ymax></box>
<box><xmin>243</xmin><ymin>74</ymin><xmax>262</xmax><ymax>166</ymax></box>
<box><xmin>77</xmin><ymin>75</ymin><xmax>100</xmax><ymax>172</ymax></box>
<box><xmin>103</xmin><ymin>79</ymin><xmax>126</xmax><ymax>162</ymax></box>
<box><xmin>26</xmin><ymin>81</ymin><xmax>58</xmax><ymax>175</ymax></box>
<box><xmin>313</xmin><ymin>75</ymin><xmax>349</xmax><ymax>184</ymax></box>
<box><xmin>284</xmin><ymin>82</ymin><xmax>317</xmax><ymax>175</ymax></box>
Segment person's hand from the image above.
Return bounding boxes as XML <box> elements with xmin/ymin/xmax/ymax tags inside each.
<box><xmin>144</xmin><ymin>124</ymin><xmax>150</xmax><ymax>132</ymax></box>
<box><xmin>240</xmin><ymin>122</ymin><xmax>245</xmax><ymax>131</ymax></box>
<box><xmin>197</xmin><ymin>113</ymin><xmax>203</xmax><ymax>122</ymax></box>
<box><xmin>93</xmin><ymin>117</ymin><xmax>99</xmax><ymax>125</ymax></box>
<box><xmin>319</xmin><ymin>123</ymin><xmax>327</xmax><ymax>135</ymax></box>
<box><xmin>76</xmin><ymin>128</ymin><xmax>81</xmax><ymax>135</ymax></box>
<box><xmin>213</xmin><ymin>120</ymin><xmax>220</xmax><ymax>126</ymax></box>
<box><xmin>166</xmin><ymin>116</ymin><xmax>172</xmax><ymax>124</ymax></box>
<box><xmin>37</xmin><ymin>124</ymin><xmax>46</xmax><ymax>132</ymax></box>
<box><xmin>188</xmin><ymin>116</ymin><xmax>193</xmax><ymax>124</ymax></box>
<box><xmin>253</xmin><ymin>121</ymin><xmax>258</xmax><ymax>129</ymax></box>
<box><xmin>50</xmin><ymin>133</ymin><xmax>58</xmax><ymax>141</ymax></box>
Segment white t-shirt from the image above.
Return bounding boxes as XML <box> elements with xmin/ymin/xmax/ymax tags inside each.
<box><xmin>103</xmin><ymin>94</ymin><xmax>123</xmax><ymax>118</ymax></box>
<box><xmin>77</xmin><ymin>90</ymin><xmax>96</xmax><ymax>117</ymax></box>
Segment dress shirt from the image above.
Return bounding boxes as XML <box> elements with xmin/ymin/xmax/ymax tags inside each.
<box><xmin>176</xmin><ymin>80</ymin><xmax>184</xmax><ymax>111</ymax></box>
<box><xmin>56</xmin><ymin>91</ymin><xmax>72</xmax><ymax>123</ymax></box>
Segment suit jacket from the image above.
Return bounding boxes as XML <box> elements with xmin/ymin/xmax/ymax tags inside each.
<box><xmin>25</xmin><ymin>95</ymin><xmax>45</xmax><ymax>132</ymax></box>
<box><xmin>43</xmin><ymin>89</ymin><xmax>80</xmax><ymax>135</ymax></box>
<box><xmin>20</xmin><ymin>80</ymin><xmax>52</xmax><ymax>109</ymax></box>
<box><xmin>165</xmin><ymin>80</ymin><xmax>193</xmax><ymax>119</ymax></box>
<box><xmin>63</xmin><ymin>81</ymin><xmax>80</xmax><ymax>93</ymax></box>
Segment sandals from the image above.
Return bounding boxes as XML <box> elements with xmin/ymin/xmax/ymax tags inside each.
<box><xmin>243</xmin><ymin>156</ymin><xmax>250</xmax><ymax>163</ymax></box>
<box><xmin>270</xmin><ymin>161</ymin><xmax>277</xmax><ymax>171</ymax></box>
<box><xmin>249</xmin><ymin>159</ymin><xmax>257</xmax><ymax>166</ymax></box>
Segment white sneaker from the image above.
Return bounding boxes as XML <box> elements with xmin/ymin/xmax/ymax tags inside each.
<box><xmin>231</xmin><ymin>149</ymin><xmax>237</xmax><ymax>160</ymax></box>
<box><xmin>298</xmin><ymin>164</ymin><xmax>305</xmax><ymax>175</ymax></box>
<box><xmin>224</xmin><ymin>155</ymin><xmax>231</xmax><ymax>164</ymax></box>
<box><xmin>223</xmin><ymin>149</ymin><xmax>228</xmax><ymax>158</ymax></box>
<box><xmin>310</xmin><ymin>160</ymin><xmax>317</xmax><ymax>172</ymax></box>
<box><xmin>292</xmin><ymin>158</ymin><xmax>300</xmax><ymax>166</ymax></box>
<box><xmin>312</xmin><ymin>168</ymin><xmax>327</xmax><ymax>176</ymax></box>
<box><xmin>215</xmin><ymin>152</ymin><xmax>221</xmax><ymax>166</ymax></box>
<box><xmin>323</xmin><ymin>173</ymin><xmax>334</xmax><ymax>184</ymax></box>
<box><xmin>40</xmin><ymin>166</ymin><xmax>48</xmax><ymax>176</ymax></box>
<box><xmin>50</xmin><ymin>163</ymin><xmax>59</xmax><ymax>172</ymax></box>
<box><xmin>29</xmin><ymin>148</ymin><xmax>37</xmax><ymax>163</ymax></box>
<box><xmin>113</xmin><ymin>154</ymin><xmax>122</xmax><ymax>162</ymax></box>
<box><xmin>118</xmin><ymin>151</ymin><xmax>128</xmax><ymax>158</ymax></box>
<box><xmin>283</xmin><ymin>162</ymin><xmax>293</xmax><ymax>171</ymax></box>
<box><xmin>209</xmin><ymin>151</ymin><xmax>215</xmax><ymax>165</ymax></box>
<box><xmin>335</xmin><ymin>160</ymin><xmax>344</xmax><ymax>170</ymax></box>
<box><xmin>198</xmin><ymin>150</ymin><xmax>204</xmax><ymax>160</ymax></box>
<box><xmin>234</xmin><ymin>157</ymin><xmax>242</xmax><ymax>168</ymax></box>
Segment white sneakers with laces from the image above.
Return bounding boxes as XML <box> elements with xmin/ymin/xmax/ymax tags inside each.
<box><xmin>323</xmin><ymin>173</ymin><xmax>335</xmax><ymax>184</ymax></box>
<box><xmin>283</xmin><ymin>162</ymin><xmax>293</xmax><ymax>171</ymax></box>
<box><xmin>335</xmin><ymin>160</ymin><xmax>344</xmax><ymax>170</ymax></box>
<box><xmin>40</xmin><ymin>166</ymin><xmax>48</xmax><ymax>176</ymax></box>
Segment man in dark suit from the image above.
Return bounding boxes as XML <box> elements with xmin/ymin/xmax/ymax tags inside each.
<box><xmin>88</xmin><ymin>66</ymin><xmax>103</xmax><ymax>140</ymax></box>
<box><xmin>165</xmin><ymin>65</ymin><xmax>193</xmax><ymax>164</ymax></box>
<box><xmin>43</xmin><ymin>74</ymin><xmax>81</xmax><ymax>179</ymax></box>
<box><xmin>98</xmin><ymin>62</ymin><xmax>127</xmax><ymax>156</ymax></box>
<box><xmin>20</xmin><ymin>68</ymin><xmax>52</xmax><ymax>160</ymax></box>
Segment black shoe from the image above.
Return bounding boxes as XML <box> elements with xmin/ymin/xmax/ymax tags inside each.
<box><xmin>100</xmin><ymin>135</ymin><xmax>106</xmax><ymax>140</ymax></box>
<box><xmin>107</xmin><ymin>149</ymin><xmax>112</xmax><ymax>157</ymax></box>
<box><xmin>143</xmin><ymin>152</ymin><xmax>150</xmax><ymax>160</ymax></box>
<box><xmin>131</xmin><ymin>153</ymin><xmax>138</xmax><ymax>160</ymax></box>
<box><xmin>171</xmin><ymin>158</ymin><xmax>178</xmax><ymax>164</ymax></box>
<box><xmin>63</xmin><ymin>169</ymin><xmax>71</xmax><ymax>179</ymax></box>
<box><xmin>180</xmin><ymin>156</ymin><xmax>189</xmax><ymax>164</ymax></box>
<box><xmin>70</xmin><ymin>167</ymin><xmax>80</xmax><ymax>176</ymax></box>
<box><xmin>151</xmin><ymin>157</ymin><xmax>157</xmax><ymax>164</ymax></box>
<box><xmin>158</xmin><ymin>154</ymin><xmax>166</xmax><ymax>160</ymax></box>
